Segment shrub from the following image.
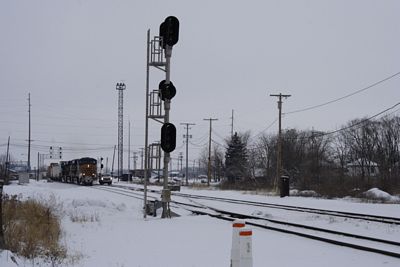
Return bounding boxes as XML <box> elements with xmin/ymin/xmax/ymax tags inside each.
<box><xmin>2</xmin><ymin>194</ymin><xmax>67</xmax><ymax>265</ymax></box>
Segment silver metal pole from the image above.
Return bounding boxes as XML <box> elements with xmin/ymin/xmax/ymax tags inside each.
<box><xmin>161</xmin><ymin>45</ymin><xmax>172</xmax><ymax>218</ymax></box>
<box><xmin>143</xmin><ymin>29</ymin><xmax>150</xmax><ymax>219</ymax></box>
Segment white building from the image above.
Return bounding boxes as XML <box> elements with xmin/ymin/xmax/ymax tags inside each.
<box><xmin>346</xmin><ymin>159</ymin><xmax>379</xmax><ymax>177</ymax></box>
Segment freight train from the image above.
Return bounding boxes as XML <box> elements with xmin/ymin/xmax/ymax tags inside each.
<box><xmin>48</xmin><ymin>157</ymin><xmax>98</xmax><ymax>185</ymax></box>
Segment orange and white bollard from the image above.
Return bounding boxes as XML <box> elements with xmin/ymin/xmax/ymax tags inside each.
<box><xmin>239</xmin><ymin>228</ymin><xmax>253</xmax><ymax>267</ymax></box>
<box><xmin>230</xmin><ymin>220</ymin><xmax>246</xmax><ymax>267</ymax></box>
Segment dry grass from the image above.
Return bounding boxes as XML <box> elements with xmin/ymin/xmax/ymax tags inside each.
<box><xmin>187</xmin><ymin>183</ymin><xmax>210</xmax><ymax>189</ymax></box>
<box><xmin>2</xmin><ymin>194</ymin><xmax>67</xmax><ymax>266</ymax></box>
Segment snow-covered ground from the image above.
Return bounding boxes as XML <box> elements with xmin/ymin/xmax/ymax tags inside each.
<box><xmin>1</xmin><ymin>180</ymin><xmax>400</xmax><ymax>267</ymax></box>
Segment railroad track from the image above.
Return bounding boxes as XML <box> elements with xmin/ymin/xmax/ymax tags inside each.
<box><xmin>91</xmin><ymin>185</ymin><xmax>157</xmax><ymax>201</ymax></box>
<box><xmin>172</xmin><ymin>200</ymin><xmax>400</xmax><ymax>259</ymax></box>
<box><xmin>94</xmin><ymin>184</ymin><xmax>400</xmax><ymax>259</ymax></box>
<box><xmin>171</xmin><ymin>191</ymin><xmax>400</xmax><ymax>225</ymax></box>
<box><xmin>109</xmin><ymin>184</ymin><xmax>400</xmax><ymax>225</ymax></box>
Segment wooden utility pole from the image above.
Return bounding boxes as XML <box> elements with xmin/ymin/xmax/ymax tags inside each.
<box><xmin>128</xmin><ymin>120</ymin><xmax>131</xmax><ymax>174</ymax></box>
<box><xmin>230</xmin><ymin>109</ymin><xmax>234</xmax><ymax>138</ymax></box>
<box><xmin>37</xmin><ymin>152</ymin><xmax>40</xmax><ymax>181</ymax></box>
<box><xmin>203</xmin><ymin>118</ymin><xmax>218</xmax><ymax>186</ymax></box>
<box><xmin>111</xmin><ymin>145</ymin><xmax>116</xmax><ymax>178</ymax></box>
<box><xmin>270</xmin><ymin>93</ymin><xmax>291</xmax><ymax>193</ymax></box>
<box><xmin>180</xmin><ymin>122</ymin><xmax>195</xmax><ymax>186</ymax></box>
<box><xmin>5</xmin><ymin>136</ymin><xmax>10</xmax><ymax>184</ymax></box>
<box><xmin>0</xmin><ymin>181</ymin><xmax>4</xmax><ymax>249</ymax></box>
<box><xmin>27</xmin><ymin>93</ymin><xmax>31</xmax><ymax>172</ymax></box>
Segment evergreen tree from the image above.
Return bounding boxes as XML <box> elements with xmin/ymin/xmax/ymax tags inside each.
<box><xmin>225</xmin><ymin>132</ymin><xmax>248</xmax><ymax>183</ymax></box>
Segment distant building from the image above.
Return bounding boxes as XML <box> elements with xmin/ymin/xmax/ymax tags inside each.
<box><xmin>251</xmin><ymin>168</ymin><xmax>266</xmax><ymax>179</ymax></box>
<box><xmin>9</xmin><ymin>161</ymin><xmax>29</xmax><ymax>172</ymax></box>
<box><xmin>347</xmin><ymin>159</ymin><xmax>379</xmax><ymax>177</ymax></box>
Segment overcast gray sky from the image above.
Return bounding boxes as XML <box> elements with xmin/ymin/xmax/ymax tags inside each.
<box><xmin>1</xmin><ymin>0</ymin><xmax>399</xmax><ymax>169</ymax></box>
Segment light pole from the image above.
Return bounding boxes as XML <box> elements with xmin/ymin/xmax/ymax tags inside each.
<box><xmin>116</xmin><ymin>82</ymin><xmax>126</xmax><ymax>180</ymax></box>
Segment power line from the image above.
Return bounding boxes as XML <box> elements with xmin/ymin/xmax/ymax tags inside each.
<box><xmin>275</xmin><ymin>101</ymin><xmax>400</xmax><ymax>143</ymax></box>
<box><xmin>244</xmin><ymin>102</ymin><xmax>400</xmax><ymax>154</ymax></box>
<box><xmin>315</xmin><ymin>101</ymin><xmax>400</xmax><ymax>138</ymax></box>
<box><xmin>211</xmin><ymin>139</ymin><xmax>225</xmax><ymax>148</ymax></box>
<box><xmin>188</xmin><ymin>141</ymin><xmax>208</xmax><ymax>147</ymax></box>
<box><xmin>250</xmin><ymin>118</ymin><xmax>279</xmax><ymax>142</ymax></box>
<box><xmin>285</xmin><ymin>71</ymin><xmax>400</xmax><ymax>115</ymax></box>
<box><xmin>191</xmin><ymin>132</ymin><xmax>208</xmax><ymax>142</ymax></box>
<box><xmin>211</xmin><ymin>129</ymin><xmax>227</xmax><ymax>142</ymax></box>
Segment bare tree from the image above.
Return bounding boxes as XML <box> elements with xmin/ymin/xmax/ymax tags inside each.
<box><xmin>213</xmin><ymin>145</ymin><xmax>224</xmax><ymax>182</ymax></box>
<box><xmin>374</xmin><ymin>116</ymin><xmax>400</xmax><ymax>190</ymax></box>
<box><xmin>219</xmin><ymin>115</ymin><xmax>400</xmax><ymax>195</ymax></box>
<box><xmin>343</xmin><ymin>119</ymin><xmax>378</xmax><ymax>184</ymax></box>
<box><xmin>0</xmin><ymin>153</ymin><xmax>14</xmax><ymax>184</ymax></box>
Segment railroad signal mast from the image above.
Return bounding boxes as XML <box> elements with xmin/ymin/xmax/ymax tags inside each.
<box><xmin>144</xmin><ymin>16</ymin><xmax>180</xmax><ymax>219</ymax></box>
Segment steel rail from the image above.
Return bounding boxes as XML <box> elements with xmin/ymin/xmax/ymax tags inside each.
<box><xmin>93</xmin><ymin>184</ymin><xmax>400</xmax><ymax>258</ymax></box>
<box><xmin>175</xmin><ymin>202</ymin><xmax>400</xmax><ymax>259</ymax></box>
<box><xmin>109</xmin><ymin>184</ymin><xmax>400</xmax><ymax>224</ymax></box>
<box><xmin>172</xmin><ymin>192</ymin><xmax>400</xmax><ymax>225</ymax></box>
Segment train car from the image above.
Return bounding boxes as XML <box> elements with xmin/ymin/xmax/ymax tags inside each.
<box><xmin>60</xmin><ymin>161</ymin><xmax>70</xmax><ymax>182</ymax></box>
<box><xmin>60</xmin><ymin>157</ymin><xmax>97</xmax><ymax>185</ymax></box>
<box><xmin>47</xmin><ymin>163</ymin><xmax>61</xmax><ymax>180</ymax></box>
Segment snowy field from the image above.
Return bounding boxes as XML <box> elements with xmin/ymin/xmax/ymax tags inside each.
<box><xmin>1</xmin><ymin>180</ymin><xmax>400</xmax><ymax>267</ymax></box>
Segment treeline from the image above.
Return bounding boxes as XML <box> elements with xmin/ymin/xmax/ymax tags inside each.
<box><xmin>200</xmin><ymin>115</ymin><xmax>400</xmax><ymax>196</ymax></box>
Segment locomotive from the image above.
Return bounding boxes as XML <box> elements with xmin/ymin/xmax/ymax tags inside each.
<box><xmin>49</xmin><ymin>157</ymin><xmax>98</xmax><ymax>185</ymax></box>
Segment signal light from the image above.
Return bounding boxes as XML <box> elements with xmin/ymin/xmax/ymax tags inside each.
<box><xmin>159</xmin><ymin>22</ymin><xmax>166</xmax><ymax>49</ymax></box>
<box><xmin>164</xmin><ymin>16</ymin><xmax>179</xmax><ymax>46</ymax></box>
<box><xmin>161</xmin><ymin>123</ymin><xmax>176</xmax><ymax>153</ymax></box>
<box><xmin>158</xmin><ymin>80</ymin><xmax>176</xmax><ymax>101</ymax></box>
<box><xmin>116</xmin><ymin>83</ymin><xmax>126</xmax><ymax>89</ymax></box>
<box><xmin>160</xmin><ymin>16</ymin><xmax>179</xmax><ymax>48</ymax></box>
